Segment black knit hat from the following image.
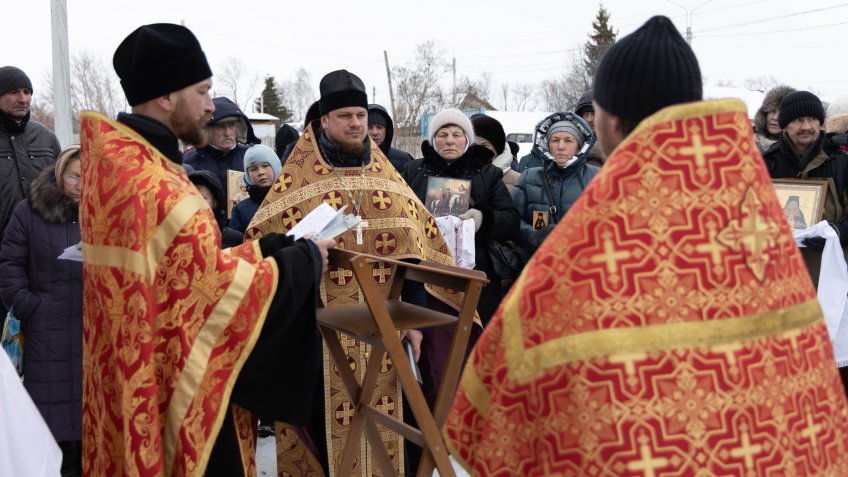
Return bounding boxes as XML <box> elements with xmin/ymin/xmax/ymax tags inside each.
<box><xmin>471</xmin><ymin>115</ymin><xmax>506</xmax><ymax>155</ymax></box>
<box><xmin>113</xmin><ymin>23</ymin><xmax>212</xmax><ymax>106</ymax></box>
<box><xmin>778</xmin><ymin>91</ymin><xmax>825</xmax><ymax>129</ymax></box>
<box><xmin>594</xmin><ymin>16</ymin><xmax>702</xmax><ymax>123</ymax></box>
<box><xmin>319</xmin><ymin>70</ymin><xmax>367</xmax><ymax>115</ymax></box>
<box><xmin>574</xmin><ymin>90</ymin><xmax>594</xmax><ymax>116</ymax></box>
<box><xmin>0</xmin><ymin>66</ymin><xmax>33</xmax><ymax>96</ymax></box>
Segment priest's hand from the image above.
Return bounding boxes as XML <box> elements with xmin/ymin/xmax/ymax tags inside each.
<box><xmin>399</xmin><ymin>329</ymin><xmax>423</xmax><ymax>362</ymax></box>
<box><xmin>314</xmin><ymin>239</ymin><xmax>336</xmax><ymax>273</ymax></box>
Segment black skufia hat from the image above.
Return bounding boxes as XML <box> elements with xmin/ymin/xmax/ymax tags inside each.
<box><xmin>594</xmin><ymin>16</ymin><xmax>702</xmax><ymax>123</ymax></box>
<box><xmin>113</xmin><ymin>23</ymin><xmax>212</xmax><ymax>106</ymax></box>
<box><xmin>318</xmin><ymin>70</ymin><xmax>367</xmax><ymax>115</ymax></box>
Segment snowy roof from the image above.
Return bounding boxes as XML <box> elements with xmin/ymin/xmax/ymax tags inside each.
<box><xmin>246</xmin><ymin>112</ymin><xmax>279</xmax><ymax>122</ymax></box>
<box><xmin>702</xmin><ymin>86</ymin><xmax>765</xmax><ymax>119</ymax></box>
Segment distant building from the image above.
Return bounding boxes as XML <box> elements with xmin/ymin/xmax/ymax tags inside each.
<box><xmin>246</xmin><ymin>112</ymin><xmax>279</xmax><ymax>147</ymax></box>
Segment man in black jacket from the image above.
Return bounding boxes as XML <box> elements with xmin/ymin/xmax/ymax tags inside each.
<box><xmin>0</xmin><ymin>66</ymin><xmax>62</xmax><ymax>324</ymax></box>
<box><xmin>368</xmin><ymin>103</ymin><xmax>413</xmax><ymax>171</ymax></box>
<box><xmin>762</xmin><ymin>90</ymin><xmax>848</xmax><ymax>285</ymax></box>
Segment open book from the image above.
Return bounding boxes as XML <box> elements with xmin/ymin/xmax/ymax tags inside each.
<box><xmin>287</xmin><ymin>203</ymin><xmax>362</xmax><ymax>241</ymax></box>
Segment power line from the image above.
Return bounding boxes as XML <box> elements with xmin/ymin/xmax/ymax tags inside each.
<box><xmin>697</xmin><ymin>20</ymin><xmax>848</xmax><ymax>38</ymax></box>
<box><xmin>698</xmin><ymin>3</ymin><xmax>848</xmax><ymax>33</ymax></box>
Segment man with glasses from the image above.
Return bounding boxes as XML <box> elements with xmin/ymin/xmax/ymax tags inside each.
<box><xmin>183</xmin><ymin>96</ymin><xmax>261</xmax><ymax>191</ymax></box>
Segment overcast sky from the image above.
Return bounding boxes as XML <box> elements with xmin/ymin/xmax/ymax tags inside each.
<box><xmin>4</xmin><ymin>0</ymin><xmax>847</xmax><ymax>114</ymax></box>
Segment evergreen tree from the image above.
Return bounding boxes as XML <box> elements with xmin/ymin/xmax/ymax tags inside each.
<box><xmin>583</xmin><ymin>6</ymin><xmax>618</xmax><ymax>82</ymax></box>
<box><xmin>254</xmin><ymin>75</ymin><xmax>292</xmax><ymax>122</ymax></box>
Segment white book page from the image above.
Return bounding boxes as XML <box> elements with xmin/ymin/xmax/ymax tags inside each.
<box><xmin>286</xmin><ymin>203</ymin><xmax>347</xmax><ymax>241</ymax></box>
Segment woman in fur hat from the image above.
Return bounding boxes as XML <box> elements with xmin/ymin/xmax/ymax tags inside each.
<box><xmin>0</xmin><ymin>145</ymin><xmax>84</xmax><ymax>476</ymax></box>
<box><xmin>753</xmin><ymin>85</ymin><xmax>796</xmax><ymax>154</ymax></box>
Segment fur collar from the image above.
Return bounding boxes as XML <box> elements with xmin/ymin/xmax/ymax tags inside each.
<box><xmin>826</xmin><ymin>115</ymin><xmax>848</xmax><ymax>135</ymax></box>
<box><xmin>28</xmin><ymin>168</ymin><xmax>78</xmax><ymax>224</ymax></box>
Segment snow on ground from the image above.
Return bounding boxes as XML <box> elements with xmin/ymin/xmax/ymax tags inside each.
<box><xmin>257</xmin><ymin>436</ymin><xmax>276</xmax><ymax>476</ymax></box>
<box><xmin>256</xmin><ymin>436</ymin><xmax>469</xmax><ymax>476</ymax></box>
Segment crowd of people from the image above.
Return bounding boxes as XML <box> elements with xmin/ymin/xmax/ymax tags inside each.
<box><xmin>3</xmin><ymin>13</ymin><xmax>848</xmax><ymax>477</ymax></box>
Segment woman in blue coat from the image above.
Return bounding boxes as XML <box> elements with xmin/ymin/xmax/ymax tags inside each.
<box><xmin>0</xmin><ymin>145</ymin><xmax>83</xmax><ymax>476</ymax></box>
<box><xmin>512</xmin><ymin>112</ymin><xmax>599</xmax><ymax>249</ymax></box>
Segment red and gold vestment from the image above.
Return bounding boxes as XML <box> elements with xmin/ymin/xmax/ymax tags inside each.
<box><xmin>445</xmin><ymin>100</ymin><xmax>848</xmax><ymax>476</ymax></box>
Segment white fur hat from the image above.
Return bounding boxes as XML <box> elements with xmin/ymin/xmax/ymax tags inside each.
<box><xmin>428</xmin><ymin>108</ymin><xmax>475</xmax><ymax>152</ymax></box>
<box><xmin>826</xmin><ymin>95</ymin><xmax>848</xmax><ymax>134</ymax></box>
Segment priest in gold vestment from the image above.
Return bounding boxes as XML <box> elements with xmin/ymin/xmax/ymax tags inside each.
<box><xmin>445</xmin><ymin>16</ymin><xmax>848</xmax><ymax>476</ymax></box>
<box><xmin>80</xmin><ymin>24</ymin><xmax>333</xmax><ymax>476</ymax></box>
<box><xmin>248</xmin><ymin>70</ymin><xmax>474</xmax><ymax>476</ymax></box>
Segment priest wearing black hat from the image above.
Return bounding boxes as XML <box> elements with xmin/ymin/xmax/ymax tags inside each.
<box><xmin>445</xmin><ymin>15</ymin><xmax>848</xmax><ymax>476</ymax></box>
<box><xmin>78</xmin><ymin>23</ymin><xmax>333</xmax><ymax>476</ymax></box>
<box><xmin>247</xmin><ymin>69</ymin><xmax>477</xmax><ymax>476</ymax></box>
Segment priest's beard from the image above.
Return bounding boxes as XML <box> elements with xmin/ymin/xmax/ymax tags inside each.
<box><xmin>337</xmin><ymin>139</ymin><xmax>366</xmax><ymax>155</ymax></box>
<box><xmin>172</xmin><ymin>103</ymin><xmax>209</xmax><ymax>147</ymax></box>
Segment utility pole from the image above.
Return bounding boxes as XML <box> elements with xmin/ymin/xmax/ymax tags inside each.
<box><xmin>452</xmin><ymin>58</ymin><xmax>457</xmax><ymax>101</ymax></box>
<box><xmin>666</xmin><ymin>0</ymin><xmax>713</xmax><ymax>44</ymax></box>
<box><xmin>51</xmin><ymin>0</ymin><xmax>73</xmax><ymax>147</ymax></box>
<box><xmin>372</xmin><ymin>86</ymin><xmax>376</xmax><ymax>104</ymax></box>
<box><xmin>383</xmin><ymin>51</ymin><xmax>397</xmax><ymax>120</ymax></box>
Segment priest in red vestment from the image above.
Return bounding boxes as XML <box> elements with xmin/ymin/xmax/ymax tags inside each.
<box><xmin>80</xmin><ymin>23</ymin><xmax>333</xmax><ymax>476</ymax></box>
<box><xmin>445</xmin><ymin>16</ymin><xmax>848</xmax><ymax>476</ymax></box>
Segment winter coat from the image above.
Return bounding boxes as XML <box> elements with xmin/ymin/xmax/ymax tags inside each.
<box><xmin>401</xmin><ymin>141</ymin><xmax>520</xmax><ymax>323</ymax></box>
<box><xmin>0</xmin><ymin>167</ymin><xmax>82</xmax><ymax>441</ymax></box>
<box><xmin>187</xmin><ymin>170</ymin><xmax>244</xmax><ymax>248</ymax></box>
<box><xmin>513</xmin><ymin>156</ymin><xmax>600</xmax><ymax>247</ymax></box>
<box><xmin>0</xmin><ymin>112</ymin><xmax>61</xmax><ymax>246</ymax></box>
<box><xmin>229</xmin><ymin>185</ymin><xmax>270</xmax><ymax>234</ymax></box>
<box><xmin>753</xmin><ymin>85</ymin><xmax>796</xmax><ymax>154</ymax></box>
<box><xmin>763</xmin><ymin>133</ymin><xmax>848</xmax><ymax>230</ymax></box>
<box><xmin>763</xmin><ymin>133</ymin><xmax>848</xmax><ymax>288</ymax></box>
<box><xmin>368</xmin><ymin>104</ymin><xmax>413</xmax><ymax>172</ymax></box>
<box><xmin>182</xmin><ymin>143</ymin><xmax>249</xmax><ymax>196</ymax></box>
<box><xmin>518</xmin><ymin>146</ymin><xmax>545</xmax><ymax>172</ymax></box>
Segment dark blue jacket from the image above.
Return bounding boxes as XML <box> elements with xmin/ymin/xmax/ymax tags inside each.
<box><xmin>518</xmin><ymin>146</ymin><xmax>545</xmax><ymax>172</ymax></box>
<box><xmin>512</xmin><ymin>156</ymin><xmax>599</xmax><ymax>246</ymax></box>
<box><xmin>0</xmin><ymin>168</ymin><xmax>82</xmax><ymax>441</ymax></box>
<box><xmin>182</xmin><ymin>97</ymin><xmax>259</xmax><ymax>190</ymax></box>
<box><xmin>229</xmin><ymin>185</ymin><xmax>270</xmax><ymax>234</ymax></box>
<box><xmin>368</xmin><ymin>104</ymin><xmax>413</xmax><ymax>172</ymax></box>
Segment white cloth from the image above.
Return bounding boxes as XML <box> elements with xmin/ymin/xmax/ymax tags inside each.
<box><xmin>0</xmin><ymin>352</ymin><xmax>62</xmax><ymax>476</ymax></box>
<box><xmin>794</xmin><ymin>221</ymin><xmax>848</xmax><ymax>365</ymax></box>
<box><xmin>435</xmin><ymin>215</ymin><xmax>476</xmax><ymax>269</ymax></box>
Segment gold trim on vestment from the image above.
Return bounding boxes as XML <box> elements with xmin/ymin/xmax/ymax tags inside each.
<box><xmin>460</xmin><ymin>363</ymin><xmax>490</xmax><ymax>418</ymax></box>
<box><xmin>195</xmin><ymin>256</ymin><xmax>279</xmax><ymax>475</ymax></box>
<box><xmin>82</xmin><ymin>244</ymin><xmax>149</xmax><ymax>280</ymax></box>
<box><xmin>502</xmin><ymin>276</ymin><xmax>824</xmax><ymax>383</ymax></box>
<box><xmin>80</xmin><ymin>196</ymin><xmax>209</xmax><ymax>284</ymax></box>
<box><xmin>163</xmin><ymin>258</ymin><xmax>258</xmax><ymax>474</ymax></box>
<box><xmin>147</xmin><ymin>194</ymin><xmax>208</xmax><ymax>272</ymax></box>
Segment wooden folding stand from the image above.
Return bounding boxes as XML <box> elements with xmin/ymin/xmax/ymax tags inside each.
<box><xmin>317</xmin><ymin>248</ymin><xmax>487</xmax><ymax>477</ymax></box>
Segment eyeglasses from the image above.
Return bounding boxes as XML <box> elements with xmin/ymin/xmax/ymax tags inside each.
<box><xmin>63</xmin><ymin>175</ymin><xmax>81</xmax><ymax>185</ymax></box>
